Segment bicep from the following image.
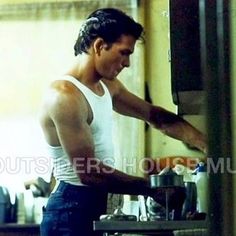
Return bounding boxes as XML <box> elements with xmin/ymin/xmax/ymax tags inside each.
<box><xmin>49</xmin><ymin>93</ymin><xmax>95</xmax><ymax>162</ymax></box>
<box><xmin>55</xmin><ymin>119</ymin><xmax>94</xmax><ymax>160</ymax></box>
<box><xmin>112</xmin><ymin>84</ymin><xmax>152</xmax><ymax>121</ymax></box>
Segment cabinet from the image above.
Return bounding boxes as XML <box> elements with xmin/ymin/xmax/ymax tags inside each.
<box><xmin>169</xmin><ymin>0</ymin><xmax>204</xmax><ymax>115</ymax></box>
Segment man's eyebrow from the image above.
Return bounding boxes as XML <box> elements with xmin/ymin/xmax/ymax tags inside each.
<box><xmin>122</xmin><ymin>49</ymin><xmax>133</xmax><ymax>54</ymax></box>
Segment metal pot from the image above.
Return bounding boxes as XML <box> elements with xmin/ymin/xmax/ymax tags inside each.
<box><xmin>149</xmin><ymin>170</ymin><xmax>184</xmax><ymax>188</ymax></box>
<box><xmin>149</xmin><ymin>169</ymin><xmax>185</xmax><ymax>220</ymax></box>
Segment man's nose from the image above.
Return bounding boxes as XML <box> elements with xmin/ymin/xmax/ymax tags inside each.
<box><xmin>123</xmin><ymin>57</ymin><xmax>130</xmax><ymax>68</ymax></box>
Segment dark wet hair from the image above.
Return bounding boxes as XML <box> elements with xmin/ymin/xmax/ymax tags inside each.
<box><xmin>74</xmin><ymin>8</ymin><xmax>143</xmax><ymax>56</ymax></box>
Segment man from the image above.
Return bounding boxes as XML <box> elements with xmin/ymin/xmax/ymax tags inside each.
<box><xmin>40</xmin><ymin>8</ymin><xmax>206</xmax><ymax>236</ymax></box>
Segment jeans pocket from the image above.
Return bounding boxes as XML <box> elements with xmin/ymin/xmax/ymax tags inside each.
<box><xmin>40</xmin><ymin>207</ymin><xmax>58</xmax><ymax>236</ymax></box>
<box><xmin>40</xmin><ymin>207</ymin><xmax>72</xmax><ymax>236</ymax></box>
<box><xmin>67</xmin><ymin>203</ymin><xmax>94</xmax><ymax>235</ymax></box>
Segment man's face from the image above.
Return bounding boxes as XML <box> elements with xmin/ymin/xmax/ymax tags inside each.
<box><xmin>95</xmin><ymin>34</ymin><xmax>136</xmax><ymax>80</ymax></box>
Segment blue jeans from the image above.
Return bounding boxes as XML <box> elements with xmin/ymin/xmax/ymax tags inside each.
<box><xmin>40</xmin><ymin>181</ymin><xmax>107</xmax><ymax>236</ymax></box>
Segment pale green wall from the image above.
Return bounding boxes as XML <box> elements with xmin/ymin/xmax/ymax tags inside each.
<box><xmin>144</xmin><ymin>0</ymin><xmax>205</xmax><ymax>158</ymax></box>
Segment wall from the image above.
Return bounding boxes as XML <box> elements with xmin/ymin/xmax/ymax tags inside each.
<box><xmin>144</xmin><ymin>0</ymin><xmax>205</xmax><ymax>159</ymax></box>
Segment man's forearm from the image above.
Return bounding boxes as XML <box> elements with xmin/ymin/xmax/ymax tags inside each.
<box><xmin>162</xmin><ymin>120</ymin><xmax>207</xmax><ymax>153</ymax></box>
<box><xmin>149</xmin><ymin>106</ymin><xmax>207</xmax><ymax>153</ymax></box>
<box><xmin>77</xmin><ymin>160</ymin><xmax>152</xmax><ymax>196</ymax></box>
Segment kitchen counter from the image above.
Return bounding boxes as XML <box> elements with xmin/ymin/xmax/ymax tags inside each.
<box><xmin>93</xmin><ymin>220</ymin><xmax>207</xmax><ymax>235</ymax></box>
<box><xmin>0</xmin><ymin>224</ymin><xmax>39</xmax><ymax>236</ymax></box>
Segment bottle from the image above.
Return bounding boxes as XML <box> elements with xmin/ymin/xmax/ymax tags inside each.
<box><xmin>16</xmin><ymin>192</ymin><xmax>26</xmax><ymax>224</ymax></box>
<box><xmin>195</xmin><ymin>162</ymin><xmax>208</xmax><ymax>213</ymax></box>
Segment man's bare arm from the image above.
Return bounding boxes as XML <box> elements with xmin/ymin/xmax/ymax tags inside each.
<box><xmin>148</xmin><ymin>106</ymin><xmax>207</xmax><ymax>153</ymax></box>
<box><xmin>104</xmin><ymin>79</ymin><xmax>207</xmax><ymax>153</ymax></box>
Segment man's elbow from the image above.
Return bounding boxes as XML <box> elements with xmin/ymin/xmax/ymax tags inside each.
<box><xmin>149</xmin><ymin>106</ymin><xmax>182</xmax><ymax>129</ymax></box>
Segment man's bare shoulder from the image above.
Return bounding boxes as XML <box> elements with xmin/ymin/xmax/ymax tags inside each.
<box><xmin>101</xmin><ymin>78</ymin><xmax>126</xmax><ymax>97</ymax></box>
<box><xmin>42</xmin><ymin>80</ymin><xmax>89</xmax><ymax>121</ymax></box>
<box><xmin>46</xmin><ymin>80</ymin><xmax>86</xmax><ymax>103</ymax></box>
<box><xmin>50</xmin><ymin>79</ymin><xmax>81</xmax><ymax>96</ymax></box>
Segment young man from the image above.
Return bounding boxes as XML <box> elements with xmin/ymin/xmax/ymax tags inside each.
<box><xmin>40</xmin><ymin>8</ymin><xmax>206</xmax><ymax>236</ymax></box>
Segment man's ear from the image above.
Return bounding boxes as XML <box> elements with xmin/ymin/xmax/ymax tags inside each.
<box><xmin>93</xmin><ymin>38</ymin><xmax>106</xmax><ymax>55</ymax></box>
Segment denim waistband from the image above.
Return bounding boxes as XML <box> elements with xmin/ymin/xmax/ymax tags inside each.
<box><xmin>55</xmin><ymin>181</ymin><xmax>108</xmax><ymax>200</ymax></box>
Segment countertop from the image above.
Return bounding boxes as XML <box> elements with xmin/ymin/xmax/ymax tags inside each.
<box><xmin>93</xmin><ymin>220</ymin><xmax>207</xmax><ymax>234</ymax></box>
<box><xmin>0</xmin><ymin>224</ymin><xmax>39</xmax><ymax>229</ymax></box>
<box><xmin>0</xmin><ymin>224</ymin><xmax>39</xmax><ymax>236</ymax></box>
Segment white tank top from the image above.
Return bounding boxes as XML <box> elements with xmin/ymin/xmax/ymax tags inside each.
<box><xmin>48</xmin><ymin>75</ymin><xmax>115</xmax><ymax>185</ymax></box>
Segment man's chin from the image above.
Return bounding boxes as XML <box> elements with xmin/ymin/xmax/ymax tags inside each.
<box><xmin>102</xmin><ymin>76</ymin><xmax>117</xmax><ymax>81</ymax></box>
